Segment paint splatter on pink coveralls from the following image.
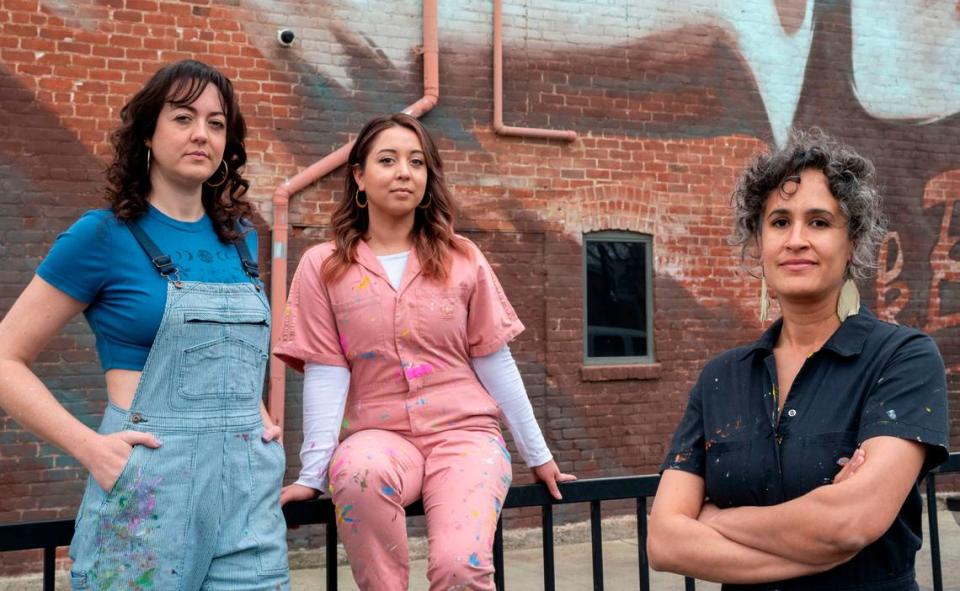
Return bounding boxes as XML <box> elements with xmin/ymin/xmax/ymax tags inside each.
<box><xmin>275</xmin><ymin>239</ymin><xmax>523</xmax><ymax>591</ymax></box>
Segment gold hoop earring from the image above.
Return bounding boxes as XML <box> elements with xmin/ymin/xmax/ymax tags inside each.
<box><xmin>418</xmin><ymin>192</ymin><xmax>431</xmax><ymax>210</ymax></box>
<box><xmin>205</xmin><ymin>160</ymin><xmax>229</xmax><ymax>188</ymax></box>
<box><xmin>146</xmin><ymin>148</ymin><xmax>151</xmax><ymax>174</ymax></box>
<box><xmin>354</xmin><ymin>189</ymin><xmax>368</xmax><ymax>209</ymax></box>
<box><xmin>759</xmin><ymin>275</ymin><xmax>770</xmax><ymax>323</ymax></box>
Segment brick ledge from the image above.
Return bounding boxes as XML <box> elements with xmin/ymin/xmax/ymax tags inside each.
<box><xmin>580</xmin><ymin>362</ymin><xmax>662</xmax><ymax>382</ymax></box>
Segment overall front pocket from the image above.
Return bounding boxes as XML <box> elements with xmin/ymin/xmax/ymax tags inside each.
<box><xmin>174</xmin><ymin>310</ymin><xmax>269</xmax><ymax>408</ymax></box>
<box><xmin>181</xmin><ymin>308</ymin><xmax>269</xmax><ymax>352</ymax></box>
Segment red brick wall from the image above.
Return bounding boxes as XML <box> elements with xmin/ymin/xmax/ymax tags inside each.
<box><xmin>1</xmin><ymin>0</ymin><xmax>958</xmax><ymax>574</ymax></box>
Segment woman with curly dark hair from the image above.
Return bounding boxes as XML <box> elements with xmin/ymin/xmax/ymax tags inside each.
<box><xmin>0</xmin><ymin>60</ymin><xmax>289</xmax><ymax>589</ymax></box>
<box><xmin>648</xmin><ymin>129</ymin><xmax>949</xmax><ymax>590</ymax></box>
<box><xmin>273</xmin><ymin>113</ymin><xmax>574</xmax><ymax>590</ymax></box>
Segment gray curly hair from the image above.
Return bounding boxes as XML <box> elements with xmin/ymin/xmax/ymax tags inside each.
<box><xmin>730</xmin><ymin>128</ymin><xmax>887</xmax><ymax>282</ymax></box>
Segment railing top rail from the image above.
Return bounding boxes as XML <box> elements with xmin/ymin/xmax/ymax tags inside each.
<box><xmin>281</xmin><ymin>474</ymin><xmax>662</xmax><ymax>526</ymax></box>
<box><xmin>0</xmin><ymin>519</ymin><xmax>72</xmax><ymax>553</ymax></box>
<box><xmin>504</xmin><ymin>474</ymin><xmax>661</xmax><ymax>507</ymax></box>
<box><xmin>0</xmin><ymin>453</ymin><xmax>955</xmax><ymax>552</ymax></box>
<box><xmin>935</xmin><ymin>452</ymin><xmax>960</xmax><ymax>474</ymax></box>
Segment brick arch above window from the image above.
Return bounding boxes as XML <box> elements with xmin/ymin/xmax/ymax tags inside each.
<box><xmin>561</xmin><ymin>184</ymin><xmax>660</xmax><ymax>241</ymax></box>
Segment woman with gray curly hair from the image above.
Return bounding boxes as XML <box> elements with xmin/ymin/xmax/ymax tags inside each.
<box><xmin>648</xmin><ymin>129</ymin><xmax>949</xmax><ymax>590</ymax></box>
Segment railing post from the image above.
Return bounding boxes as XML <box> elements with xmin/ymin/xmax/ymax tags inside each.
<box><xmin>590</xmin><ymin>500</ymin><xmax>603</xmax><ymax>590</ymax></box>
<box><xmin>542</xmin><ymin>505</ymin><xmax>555</xmax><ymax>591</ymax></box>
<box><xmin>926</xmin><ymin>475</ymin><xmax>942</xmax><ymax>591</ymax></box>
<box><xmin>638</xmin><ymin>498</ymin><xmax>650</xmax><ymax>591</ymax></box>
<box><xmin>43</xmin><ymin>546</ymin><xmax>55</xmax><ymax>591</ymax></box>
<box><xmin>494</xmin><ymin>518</ymin><xmax>505</xmax><ymax>590</ymax></box>
<box><xmin>326</xmin><ymin>521</ymin><xmax>338</xmax><ymax>591</ymax></box>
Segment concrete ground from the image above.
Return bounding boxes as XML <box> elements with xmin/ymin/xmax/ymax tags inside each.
<box><xmin>2</xmin><ymin>507</ymin><xmax>958</xmax><ymax>590</ymax></box>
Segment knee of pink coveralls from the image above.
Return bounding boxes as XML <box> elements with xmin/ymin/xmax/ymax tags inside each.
<box><xmin>426</xmin><ymin>546</ymin><xmax>496</xmax><ymax>591</ymax></box>
<box><xmin>328</xmin><ymin>431</ymin><xmax>421</xmax><ymax>509</ymax></box>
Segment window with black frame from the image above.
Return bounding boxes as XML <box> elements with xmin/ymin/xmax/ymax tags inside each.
<box><xmin>583</xmin><ymin>232</ymin><xmax>653</xmax><ymax>364</ymax></box>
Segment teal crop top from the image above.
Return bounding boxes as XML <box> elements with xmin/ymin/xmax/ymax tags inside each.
<box><xmin>36</xmin><ymin>206</ymin><xmax>260</xmax><ymax>371</ymax></box>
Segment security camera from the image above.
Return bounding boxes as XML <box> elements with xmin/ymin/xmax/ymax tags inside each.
<box><xmin>277</xmin><ymin>29</ymin><xmax>295</xmax><ymax>47</ymax></box>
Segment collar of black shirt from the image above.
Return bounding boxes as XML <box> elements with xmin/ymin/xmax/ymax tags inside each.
<box><xmin>738</xmin><ymin>304</ymin><xmax>876</xmax><ymax>361</ymax></box>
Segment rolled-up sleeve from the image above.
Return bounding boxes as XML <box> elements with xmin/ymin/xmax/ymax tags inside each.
<box><xmin>273</xmin><ymin>247</ymin><xmax>349</xmax><ymax>372</ymax></box>
<box><xmin>466</xmin><ymin>248</ymin><xmax>524</xmax><ymax>358</ymax></box>
<box><xmin>858</xmin><ymin>333</ymin><xmax>949</xmax><ymax>473</ymax></box>
<box><xmin>660</xmin><ymin>376</ymin><xmax>706</xmax><ymax>476</ymax></box>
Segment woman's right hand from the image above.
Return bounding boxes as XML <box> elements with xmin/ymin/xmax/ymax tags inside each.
<box><xmin>280</xmin><ymin>483</ymin><xmax>320</xmax><ymax>507</ymax></box>
<box><xmin>87</xmin><ymin>431</ymin><xmax>162</xmax><ymax>493</ymax></box>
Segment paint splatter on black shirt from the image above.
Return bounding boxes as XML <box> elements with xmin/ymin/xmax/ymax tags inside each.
<box><xmin>662</xmin><ymin>306</ymin><xmax>949</xmax><ymax>590</ymax></box>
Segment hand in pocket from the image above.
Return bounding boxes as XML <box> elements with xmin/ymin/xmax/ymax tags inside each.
<box><xmin>88</xmin><ymin>430</ymin><xmax>162</xmax><ymax>492</ymax></box>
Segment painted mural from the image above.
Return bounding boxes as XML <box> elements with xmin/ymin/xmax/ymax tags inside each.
<box><xmin>0</xmin><ymin>2</ymin><xmax>958</xmax><ymax>555</ymax></box>
<box><xmin>225</xmin><ymin>0</ymin><xmax>960</xmax><ymax>367</ymax></box>
<box><xmin>0</xmin><ymin>2</ymin><xmax>956</xmax><ymax>398</ymax></box>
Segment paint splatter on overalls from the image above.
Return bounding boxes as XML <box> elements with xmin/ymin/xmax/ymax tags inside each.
<box><xmin>68</xmin><ymin>221</ymin><xmax>289</xmax><ymax>590</ymax></box>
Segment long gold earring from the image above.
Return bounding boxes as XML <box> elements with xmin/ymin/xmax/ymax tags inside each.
<box><xmin>837</xmin><ymin>278</ymin><xmax>860</xmax><ymax>322</ymax></box>
<box><xmin>354</xmin><ymin>189</ymin><xmax>368</xmax><ymax>209</ymax></box>
<box><xmin>205</xmin><ymin>160</ymin><xmax>229</xmax><ymax>187</ymax></box>
<box><xmin>418</xmin><ymin>192</ymin><xmax>431</xmax><ymax>210</ymax></box>
<box><xmin>759</xmin><ymin>275</ymin><xmax>770</xmax><ymax>323</ymax></box>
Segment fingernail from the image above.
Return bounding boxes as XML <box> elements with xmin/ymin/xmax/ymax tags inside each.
<box><xmin>837</xmin><ymin>457</ymin><xmax>850</xmax><ymax>466</ymax></box>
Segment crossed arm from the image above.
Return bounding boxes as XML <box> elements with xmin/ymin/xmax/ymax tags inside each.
<box><xmin>647</xmin><ymin>436</ymin><xmax>925</xmax><ymax>584</ymax></box>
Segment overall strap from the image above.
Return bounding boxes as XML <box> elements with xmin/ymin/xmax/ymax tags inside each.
<box><xmin>126</xmin><ymin>217</ymin><xmax>181</xmax><ymax>283</ymax></box>
<box><xmin>232</xmin><ymin>221</ymin><xmax>260</xmax><ymax>282</ymax></box>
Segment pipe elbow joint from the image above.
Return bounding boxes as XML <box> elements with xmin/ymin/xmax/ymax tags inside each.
<box><xmin>272</xmin><ymin>187</ymin><xmax>291</xmax><ymax>207</ymax></box>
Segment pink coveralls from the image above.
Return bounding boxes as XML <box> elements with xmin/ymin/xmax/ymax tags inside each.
<box><xmin>274</xmin><ymin>239</ymin><xmax>524</xmax><ymax>591</ymax></box>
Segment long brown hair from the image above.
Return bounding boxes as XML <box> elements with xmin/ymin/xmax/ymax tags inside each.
<box><xmin>104</xmin><ymin>60</ymin><xmax>252</xmax><ymax>242</ymax></box>
<box><xmin>322</xmin><ymin>113</ymin><xmax>469</xmax><ymax>282</ymax></box>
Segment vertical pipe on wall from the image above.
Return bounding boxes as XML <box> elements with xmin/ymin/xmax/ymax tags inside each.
<box><xmin>492</xmin><ymin>0</ymin><xmax>576</xmax><ymax>141</ymax></box>
<box><xmin>267</xmin><ymin>0</ymin><xmax>440</xmax><ymax>432</ymax></box>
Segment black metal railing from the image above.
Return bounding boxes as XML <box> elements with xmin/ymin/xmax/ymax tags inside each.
<box><xmin>1</xmin><ymin>453</ymin><xmax>957</xmax><ymax>591</ymax></box>
<box><xmin>283</xmin><ymin>474</ymin><xmax>663</xmax><ymax>591</ymax></box>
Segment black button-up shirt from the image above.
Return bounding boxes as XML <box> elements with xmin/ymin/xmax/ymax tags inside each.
<box><xmin>662</xmin><ymin>306</ymin><xmax>949</xmax><ymax>590</ymax></box>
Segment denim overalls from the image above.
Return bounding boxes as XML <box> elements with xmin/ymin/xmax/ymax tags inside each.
<box><xmin>69</xmin><ymin>220</ymin><xmax>289</xmax><ymax>590</ymax></box>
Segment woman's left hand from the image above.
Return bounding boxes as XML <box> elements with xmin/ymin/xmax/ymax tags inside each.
<box><xmin>833</xmin><ymin>447</ymin><xmax>865</xmax><ymax>484</ymax></box>
<box><xmin>262</xmin><ymin>419</ymin><xmax>283</xmax><ymax>443</ymax></box>
<box><xmin>531</xmin><ymin>459</ymin><xmax>577</xmax><ymax>500</ymax></box>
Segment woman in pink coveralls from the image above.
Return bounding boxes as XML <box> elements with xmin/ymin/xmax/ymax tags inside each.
<box><xmin>274</xmin><ymin>113</ymin><xmax>575</xmax><ymax>590</ymax></box>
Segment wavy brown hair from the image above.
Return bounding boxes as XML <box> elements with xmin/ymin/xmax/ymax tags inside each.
<box><xmin>104</xmin><ymin>60</ymin><xmax>252</xmax><ymax>242</ymax></box>
<box><xmin>322</xmin><ymin>113</ymin><xmax>469</xmax><ymax>282</ymax></box>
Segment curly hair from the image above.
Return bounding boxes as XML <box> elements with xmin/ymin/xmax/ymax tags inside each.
<box><xmin>730</xmin><ymin>128</ymin><xmax>887</xmax><ymax>282</ymax></box>
<box><xmin>104</xmin><ymin>60</ymin><xmax>252</xmax><ymax>243</ymax></box>
<box><xmin>322</xmin><ymin>113</ymin><xmax>470</xmax><ymax>283</ymax></box>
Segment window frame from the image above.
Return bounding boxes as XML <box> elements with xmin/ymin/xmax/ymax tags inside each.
<box><xmin>582</xmin><ymin>231</ymin><xmax>655</xmax><ymax>365</ymax></box>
